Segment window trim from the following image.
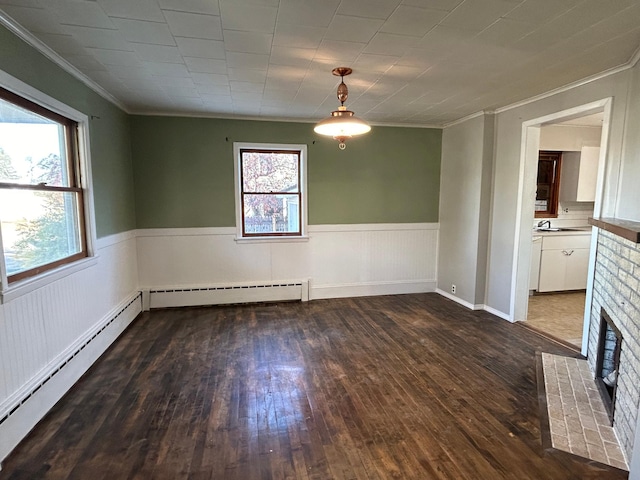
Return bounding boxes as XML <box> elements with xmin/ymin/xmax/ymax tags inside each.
<box><xmin>233</xmin><ymin>142</ymin><xmax>308</xmax><ymax>242</ymax></box>
<box><xmin>0</xmin><ymin>69</ymin><xmax>97</xmax><ymax>303</ymax></box>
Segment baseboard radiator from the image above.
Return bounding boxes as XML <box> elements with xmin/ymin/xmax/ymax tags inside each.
<box><xmin>145</xmin><ymin>281</ymin><xmax>309</xmax><ymax>309</ymax></box>
<box><xmin>0</xmin><ymin>293</ymin><xmax>142</xmax><ymax>463</ymax></box>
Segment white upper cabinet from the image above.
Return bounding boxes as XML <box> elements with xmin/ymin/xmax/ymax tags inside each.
<box><xmin>560</xmin><ymin>146</ymin><xmax>600</xmax><ymax>202</ymax></box>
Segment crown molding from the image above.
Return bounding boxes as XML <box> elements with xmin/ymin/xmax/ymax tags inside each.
<box><xmin>128</xmin><ymin>108</ymin><xmax>444</xmax><ymax>129</ymax></box>
<box><xmin>446</xmin><ymin>51</ymin><xmax>640</xmax><ymax>125</ymax></box>
<box><xmin>629</xmin><ymin>43</ymin><xmax>640</xmax><ymax>69</ymax></box>
<box><xmin>442</xmin><ymin>110</ymin><xmax>495</xmax><ymax>129</ymax></box>
<box><xmin>0</xmin><ymin>10</ymin><xmax>129</xmax><ymax>113</ymax></box>
<box><xmin>494</xmin><ymin>62</ymin><xmax>632</xmax><ymax>115</ymax></box>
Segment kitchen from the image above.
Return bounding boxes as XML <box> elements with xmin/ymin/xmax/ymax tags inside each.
<box><xmin>526</xmin><ymin>112</ymin><xmax>604</xmax><ymax>348</ymax></box>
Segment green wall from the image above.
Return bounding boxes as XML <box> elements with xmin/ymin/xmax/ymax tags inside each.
<box><xmin>131</xmin><ymin>115</ymin><xmax>441</xmax><ymax>227</ymax></box>
<box><xmin>0</xmin><ymin>25</ymin><xmax>136</xmax><ymax>238</ymax></box>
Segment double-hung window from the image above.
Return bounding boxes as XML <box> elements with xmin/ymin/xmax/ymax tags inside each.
<box><xmin>0</xmin><ymin>86</ymin><xmax>87</xmax><ymax>285</ymax></box>
<box><xmin>234</xmin><ymin>143</ymin><xmax>307</xmax><ymax>240</ymax></box>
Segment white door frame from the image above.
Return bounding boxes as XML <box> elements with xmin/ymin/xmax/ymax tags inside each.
<box><xmin>510</xmin><ymin>98</ymin><xmax>612</xmax><ymax>356</ymax></box>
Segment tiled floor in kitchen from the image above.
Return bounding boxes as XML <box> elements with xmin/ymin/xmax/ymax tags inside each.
<box><xmin>528</xmin><ymin>291</ymin><xmax>586</xmax><ymax>347</ymax></box>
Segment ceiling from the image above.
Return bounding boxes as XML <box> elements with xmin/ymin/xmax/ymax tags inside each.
<box><xmin>1</xmin><ymin>0</ymin><xmax>640</xmax><ymax>127</ymax></box>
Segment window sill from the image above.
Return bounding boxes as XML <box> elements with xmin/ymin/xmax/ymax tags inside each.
<box><xmin>1</xmin><ymin>255</ymin><xmax>99</xmax><ymax>304</ymax></box>
<box><xmin>234</xmin><ymin>235</ymin><xmax>310</xmax><ymax>244</ymax></box>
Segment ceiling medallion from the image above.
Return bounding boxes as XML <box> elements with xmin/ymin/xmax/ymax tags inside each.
<box><xmin>313</xmin><ymin>67</ymin><xmax>371</xmax><ymax>150</ymax></box>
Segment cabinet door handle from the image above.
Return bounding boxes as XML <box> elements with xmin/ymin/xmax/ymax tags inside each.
<box><xmin>562</xmin><ymin>249</ymin><xmax>574</xmax><ymax>256</ymax></box>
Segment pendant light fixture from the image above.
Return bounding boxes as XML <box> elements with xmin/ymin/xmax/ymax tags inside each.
<box><xmin>314</xmin><ymin>67</ymin><xmax>371</xmax><ymax>150</ymax></box>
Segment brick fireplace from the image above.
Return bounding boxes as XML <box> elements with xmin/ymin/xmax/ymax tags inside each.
<box><xmin>587</xmin><ymin>220</ymin><xmax>640</xmax><ymax>461</ymax></box>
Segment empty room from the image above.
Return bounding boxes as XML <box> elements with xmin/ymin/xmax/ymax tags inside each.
<box><xmin>1</xmin><ymin>1</ymin><xmax>640</xmax><ymax>478</ymax></box>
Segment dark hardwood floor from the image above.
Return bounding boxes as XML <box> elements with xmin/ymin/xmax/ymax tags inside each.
<box><xmin>1</xmin><ymin>294</ymin><xmax>628</xmax><ymax>479</ymax></box>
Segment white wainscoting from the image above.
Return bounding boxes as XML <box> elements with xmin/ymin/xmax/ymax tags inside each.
<box><xmin>0</xmin><ymin>231</ymin><xmax>140</xmax><ymax>464</ymax></box>
<box><xmin>137</xmin><ymin>223</ymin><xmax>439</xmax><ymax>304</ymax></box>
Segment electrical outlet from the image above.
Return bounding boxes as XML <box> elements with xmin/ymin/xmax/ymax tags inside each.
<box><xmin>451</xmin><ymin>284</ymin><xmax>456</xmax><ymax>294</ymax></box>
<box><xmin>563</xmin><ymin>207</ymin><xmax>569</xmax><ymax>213</ymax></box>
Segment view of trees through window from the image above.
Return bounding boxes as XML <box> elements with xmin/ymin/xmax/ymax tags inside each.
<box><xmin>0</xmin><ymin>89</ymin><xmax>84</xmax><ymax>282</ymax></box>
<box><xmin>240</xmin><ymin>149</ymin><xmax>301</xmax><ymax>236</ymax></box>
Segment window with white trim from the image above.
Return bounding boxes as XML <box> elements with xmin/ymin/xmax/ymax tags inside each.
<box><xmin>0</xmin><ymin>85</ymin><xmax>88</xmax><ymax>285</ymax></box>
<box><xmin>234</xmin><ymin>143</ymin><xmax>307</xmax><ymax>240</ymax></box>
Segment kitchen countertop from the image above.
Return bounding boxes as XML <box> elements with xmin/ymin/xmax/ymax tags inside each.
<box><xmin>532</xmin><ymin>226</ymin><xmax>592</xmax><ymax>237</ymax></box>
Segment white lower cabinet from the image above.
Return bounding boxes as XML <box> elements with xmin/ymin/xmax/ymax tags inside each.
<box><xmin>538</xmin><ymin>234</ymin><xmax>590</xmax><ymax>292</ymax></box>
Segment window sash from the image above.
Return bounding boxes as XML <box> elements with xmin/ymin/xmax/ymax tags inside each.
<box><xmin>239</xmin><ymin>148</ymin><xmax>302</xmax><ymax>238</ymax></box>
<box><xmin>0</xmin><ymin>86</ymin><xmax>87</xmax><ymax>284</ymax></box>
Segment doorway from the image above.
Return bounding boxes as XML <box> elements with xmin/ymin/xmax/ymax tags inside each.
<box><xmin>511</xmin><ymin>99</ymin><xmax>612</xmax><ymax>356</ymax></box>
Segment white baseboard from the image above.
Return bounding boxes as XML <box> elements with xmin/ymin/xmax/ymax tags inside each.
<box><xmin>482</xmin><ymin>304</ymin><xmax>513</xmax><ymax>322</ymax></box>
<box><xmin>0</xmin><ymin>292</ymin><xmax>142</xmax><ymax>464</ymax></box>
<box><xmin>435</xmin><ymin>289</ymin><xmax>484</xmax><ymax>310</ymax></box>
<box><xmin>311</xmin><ymin>280</ymin><xmax>436</xmax><ymax>300</ymax></box>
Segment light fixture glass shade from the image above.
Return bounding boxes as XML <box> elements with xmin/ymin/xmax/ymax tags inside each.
<box><xmin>313</xmin><ymin>107</ymin><xmax>371</xmax><ymax>138</ymax></box>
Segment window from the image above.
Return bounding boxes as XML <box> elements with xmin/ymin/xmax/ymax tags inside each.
<box><xmin>234</xmin><ymin>143</ymin><xmax>307</xmax><ymax>239</ymax></box>
<box><xmin>535</xmin><ymin>151</ymin><xmax>562</xmax><ymax>218</ymax></box>
<box><xmin>0</xmin><ymin>86</ymin><xmax>87</xmax><ymax>284</ymax></box>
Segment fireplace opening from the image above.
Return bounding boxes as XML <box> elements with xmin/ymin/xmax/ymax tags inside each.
<box><xmin>595</xmin><ymin>308</ymin><xmax>623</xmax><ymax>423</ymax></box>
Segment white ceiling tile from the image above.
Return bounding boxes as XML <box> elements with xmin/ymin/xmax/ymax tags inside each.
<box><xmin>475</xmin><ymin>18</ymin><xmax>537</xmax><ymax>45</ymax></box>
<box><xmin>337</xmin><ymin>0</ymin><xmax>401</xmax><ymax>19</ymax></box>
<box><xmin>191</xmin><ymin>73</ymin><xmax>229</xmax><ymax>85</ymax></box>
<box><xmin>226</xmin><ymin>52</ymin><xmax>269</xmax><ymax>70</ymax></box>
<box><xmin>269</xmin><ymin>46</ymin><xmax>315</xmax><ymax>67</ymax></box>
<box><xmin>315</xmin><ymin>40</ymin><xmax>367</xmax><ymax>66</ymax></box>
<box><xmin>220</xmin><ymin>0</ymin><xmax>280</xmax><ymax>7</ymax></box>
<box><xmin>416</xmin><ymin>25</ymin><xmax>475</xmax><ymax>54</ymax></box>
<box><xmin>223</xmin><ymin>30</ymin><xmax>273</xmax><ymax>54</ymax></box>
<box><xmin>35</xmin><ymin>33</ymin><xmax>87</xmax><ymax>55</ymax></box>
<box><xmin>176</xmin><ymin>38</ymin><xmax>225</xmax><ymax>59</ymax></box>
<box><xmin>4</xmin><ymin>0</ymin><xmax>640</xmax><ymax>124</ymax></box>
<box><xmin>0</xmin><ymin>5</ymin><xmax>65</xmax><ymax>34</ymax></box>
<box><xmin>89</xmin><ymin>48</ymin><xmax>140</xmax><ymax>66</ymax></box>
<box><xmin>261</xmin><ymin>89</ymin><xmax>296</xmax><ymax>105</ymax></box>
<box><xmin>380</xmin><ymin>6</ymin><xmax>448</xmax><ymax>36</ymax></box>
<box><xmin>265</xmin><ymin>74</ymin><xmax>303</xmax><ymax>90</ymax></box>
<box><xmin>364</xmin><ymin>33</ymin><xmax>418</xmax><ymax>56</ymax></box>
<box><xmin>184</xmin><ymin>57</ymin><xmax>228</xmax><ymax>74</ymax></box>
<box><xmin>158</xmin><ymin>0</ymin><xmax>220</xmax><ymax>15</ymax></box>
<box><xmin>131</xmin><ymin>43</ymin><xmax>183</xmax><ymax>63</ymax></box>
<box><xmin>504</xmin><ymin>0</ymin><xmax>577</xmax><ymax>24</ymax></box>
<box><xmin>163</xmin><ymin>11</ymin><xmax>223</xmax><ymax>40</ymax></box>
<box><xmin>197</xmin><ymin>84</ymin><xmax>231</xmax><ymax>95</ymax></box>
<box><xmin>145</xmin><ymin>62</ymin><xmax>190</xmax><ymax>77</ymax></box>
<box><xmin>273</xmin><ymin>24</ymin><xmax>326</xmax><ymax>49</ymax></box>
<box><xmin>325</xmin><ymin>15</ymin><xmax>384</xmax><ymax>43</ymax></box>
<box><xmin>230</xmin><ymin>81</ymin><xmax>264</xmax><ymax>93</ymax></box>
<box><xmin>277</xmin><ymin>0</ymin><xmax>340</xmax><ymax>27</ymax></box>
<box><xmin>110</xmin><ymin>18</ymin><xmax>176</xmax><ymax>46</ymax></box>
<box><xmin>65</xmin><ymin>25</ymin><xmax>132</xmax><ymax>50</ymax></box>
<box><xmin>200</xmin><ymin>93</ymin><xmax>233</xmax><ymax>104</ymax></box>
<box><xmin>440</xmin><ymin>0</ymin><xmax>521</xmax><ymax>32</ymax></box>
<box><xmin>97</xmin><ymin>0</ymin><xmax>165</xmax><ymax>22</ymax></box>
<box><xmin>49</xmin><ymin>0</ymin><xmax>115</xmax><ymax>29</ymax></box>
<box><xmin>162</xmin><ymin>85</ymin><xmax>199</xmax><ymax>97</ymax></box>
<box><xmin>108</xmin><ymin>64</ymin><xmax>153</xmax><ymax>80</ymax></box>
<box><xmin>232</xmin><ymin>92</ymin><xmax>264</xmax><ymax>102</ymax></box>
<box><xmin>352</xmin><ymin>53</ymin><xmax>398</xmax><ymax>74</ymax></box>
<box><xmin>220</xmin><ymin>4</ymin><xmax>278</xmax><ymax>33</ymax></box>
<box><xmin>65</xmin><ymin>54</ymin><xmax>107</xmax><ymax>71</ymax></box>
<box><xmin>228</xmin><ymin>68</ymin><xmax>267</xmax><ymax>83</ymax></box>
<box><xmin>401</xmin><ymin>0</ymin><xmax>463</xmax><ymax>11</ymax></box>
<box><xmin>89</xmin><ymin>70</ymin><xmax>126</xmax><ymax>89</ymax></box>
<box><xmin>153</xmin><ymin>76</ymin><xmax>196</xmax><ymax>87</ymax></box>
<box><xmin>0</xmin><ymin>0</ymin><xmax>41</xmax><ymax>7</ymax></box>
